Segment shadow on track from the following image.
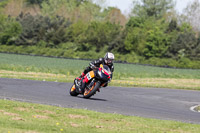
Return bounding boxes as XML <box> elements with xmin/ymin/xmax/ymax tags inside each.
<box><xmin>76</xmin><ymin>96</ymin><xmax>107</xmax><ymax>101</ymax></box>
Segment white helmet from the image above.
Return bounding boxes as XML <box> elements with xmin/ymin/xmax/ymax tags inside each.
<box><xmin>104</xmin><ymin>52</ymin><xmax>114</xmax><ymax>64</ymax></box>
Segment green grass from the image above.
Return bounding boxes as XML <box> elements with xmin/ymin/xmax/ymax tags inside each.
<box><xmin>0</xmin><ymin>53</ymin><xmax>89</xmax><ymax>76</ymax></box>
<box><xmin>0</xmin><ymin>53</ymin><xmax>200</xmax><ymax>79</ymax></box>
<box><xmin>196</xmin><ymin>106</ymin><xmax>200</xmax><ymax>112</ymax></box>
<box><xmin>1</xmin><ymin>53</ymin><xmax>200</xmax><ymax>90</ymax></box>
<box><xmin>0</xmin><ymin>99</ymin><xmax>200</xmax><ymax>133</ymax></box>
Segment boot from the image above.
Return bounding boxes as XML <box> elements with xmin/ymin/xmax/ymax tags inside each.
<box><xmin>80</xmin><ymin>75</ymin><xmax>89</xmax><ymax>94</ymax></box>
<box><xmin>76</xmin><ymin>72</ymin><xmax>85</xmax><ymax>81</ymax></box>
<box><xmin>80</xmin><ymin>80</ymin><xmax>86</xmax><ymax>94</ymax></box>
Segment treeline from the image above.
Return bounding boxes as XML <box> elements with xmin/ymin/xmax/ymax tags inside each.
<box><xmin>0</xmin><ymin>0</ymin><xmax>200</xmax><ymax>69</ymax></box>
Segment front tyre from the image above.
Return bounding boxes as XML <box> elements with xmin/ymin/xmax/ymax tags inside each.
<box><xmin>69</xmin><ymin>84</ymin><xmax>79</xmax><ymax>96</ymax></box>
<box><xmin>83</xmin><ymin>82</ymin><xmax>100</xmax><ymax>99</ymax></box>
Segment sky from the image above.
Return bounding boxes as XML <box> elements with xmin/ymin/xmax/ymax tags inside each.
<box><xmin>103</xmin><ymin>0</ymin><xmax>199</xmax><ymax>15</ymax></box>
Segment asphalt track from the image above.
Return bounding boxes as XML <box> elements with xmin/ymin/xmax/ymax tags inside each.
<box><xmin>0</xmin><ymin>78</ymin><xmax>200</xmax><ymax>124</ymax></box>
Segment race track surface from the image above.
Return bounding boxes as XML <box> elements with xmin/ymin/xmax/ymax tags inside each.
<box><xmin>0</xmin><ymin>78</ymin><xmax>200</xmax><ymax>124</ymax></box>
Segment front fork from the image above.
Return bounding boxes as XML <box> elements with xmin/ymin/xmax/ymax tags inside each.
<box><xmin>86</xmin><ymin>80</ymin><xmax>101</xmax><ymax>92</ymax></box>
<box><xmin>87</xmin><ymin>79</ymin><xmax>95</xmax><ymax>89</ymax></box>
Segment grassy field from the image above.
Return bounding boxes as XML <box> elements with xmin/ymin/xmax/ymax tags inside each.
<box><xmin>0</xmin><ymin>53</ymin><xmax>200</xmax><ymax>90</ymax></box>
<box><xmin>0</xmin><ymin>53</ymin><xmax>200</xmax><ymax>79</ymax></box>
<box><xmin>0</xmin><ymin>99</ymin><xmax>200</xmax><ymax>133</ymax></box>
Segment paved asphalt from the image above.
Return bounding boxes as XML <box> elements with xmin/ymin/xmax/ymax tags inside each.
<box><xmin>0</xmin><ymin>78</ymin><xmax>200</xmax><ymax>124</ymax></box>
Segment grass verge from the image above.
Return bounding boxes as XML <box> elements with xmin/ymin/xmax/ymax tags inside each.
<box><xmin>0</xmin><ymin>99</ymin><xmax>200</xmax><ymax>133</ymax></box>
<box><xmin>1</xmin><ymin>70</ymin><xmax>200</xmax><ymax>90</ymax></box>
<box><xmin>0</xmin><ymin>52</ymin><xmax>200</xmax><ymax>90</ymax></box>
<box><xmin>0</xmin><ymin>53</ymin><xmax>200</xmax><ymax>79</ymax></box>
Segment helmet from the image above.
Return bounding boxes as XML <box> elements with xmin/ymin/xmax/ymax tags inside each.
<box><xmin>104</xmin><ymin>52</ymin><xmax>114</xmax><ymax>64</ymax></box>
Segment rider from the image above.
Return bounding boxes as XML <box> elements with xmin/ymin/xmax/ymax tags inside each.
<box><xmin>77</xmin><ymin>52</ymin><xmax>115</xmax><ymax>93</ymax></box>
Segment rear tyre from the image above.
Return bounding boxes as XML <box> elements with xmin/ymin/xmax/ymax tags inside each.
<box><xmin>83</xmin><ymin>82</ymin><xmax>100</xmax><ymax>99</ymax></box>
<box><xmin>69</xmin><ymin>84</ymin><xmax>79</xmax><ymax>96</ymax></box>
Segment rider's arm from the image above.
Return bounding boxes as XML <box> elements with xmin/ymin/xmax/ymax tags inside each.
<box><xmin>110</xmin><ymin>65</ymin><xmax>114</xmax><ymax>72</ymax></box>
<box><xmin>89</xmin><ymin>58</ymin><xmax>104</xmax><ymax>69</ymax></box>
<box><xmin>110</xmin><ymin>64</ymin><xmax>114</xmax><ymax>81</ymax></box>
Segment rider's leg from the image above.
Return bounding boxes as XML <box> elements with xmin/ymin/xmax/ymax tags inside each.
<box><xmin>80</xmin><ymin>70</ymin><xmax>95</xmax><ymax>94</ymax></box>
<box><xmin>77</xmin><ymin>66</ymin><xmax>92</xmax><ymax>80</ymax></box>
<box><xmin>80</xmin><ymin>79</ymin><xmax>86</xmax><ymax>94</ymax></box>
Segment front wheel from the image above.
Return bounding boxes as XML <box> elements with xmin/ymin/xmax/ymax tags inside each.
<box><xmin>69</xmin><ymin>84</ymin><xmax>79</xmax><ymax>96</ymax></box>
<box><xmin>83</xmin><ymin>82</ymin><xmax>100</xmax><ymax>99</ymax></box>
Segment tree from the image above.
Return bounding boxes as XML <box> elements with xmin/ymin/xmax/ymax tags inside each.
<box><xmin>131</xmin><ymin>0</ymin><xmax>175</xmax><ymax>19</ymax></box>
<box><xmin>0</xmin><ymin>0</ymin><xmax>9</xmax><ymax>10</ymax></box>
<box><xmin>167</xmin><ymin>29</ymin><xmax>198</xmax><ymax>59</ymax></box>
<box><xmin>166</xmin><ymin>19</ymin><xmax>180</xmax><ymax>32</ymax></box>
<box><xmin>180</xmin><ymin>0</ymin><xmax>200</xmax><ymax>31</ymax></box>
<box><xmin>15</xmin><ymin>13</ymin><xmax>71</xmax><ymax>47</ymax></box>
<box><xmin>0</xmin><ymin>14</ymin><xmax>22</xmax><ymax>45</ymax></box>
<box><xmin>26</xmin><ymin>0</ymin><xmax>48</xmax><ymax>5</ymax></box>
<box><xmin>195</xmin><ymin>34</ymin><xmax>200</xmax><ymax>59</ymax></box>
<box><xmin>144</xmin><ymin>26</ymin><xmax>169</xmax><ymax>58</ymax></box>
<box><xmin>76</xmin><ymin>21</ymin><xmax>122</xmax><ymax>52</ymax></box>
<box><xmin>104</xmin><ymin>7</ymin><xmax>127</xmax><ymax>26</ymax></box>
<box><xmin>65</xmin><ymin>20</ymin><xmax>89</xmax><ymax>43</ymax></box>
<box><xmin>124</xmin><ymin>16</ymin><xmax>170</xmax><ymax>58</ymax></box>
<box><xmin>41</xmin><ymin>0</ymin><xmax>102</xmax><ymax>22</ymax></box>
<box><xmin>124</xmin><ymin>17</ymin><xmax>146</xmax><ymax>54</ymax></box>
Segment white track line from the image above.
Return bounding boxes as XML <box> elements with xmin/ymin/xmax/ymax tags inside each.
<box><xmin>190</xmin><ymin>105</ymin><xmax>200</xmax><ymax>112</ymax></box>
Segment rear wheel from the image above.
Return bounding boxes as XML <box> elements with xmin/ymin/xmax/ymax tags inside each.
<box><xmin>83</xmin><ymin>82</ymin><xmax>100</xmax><ymax>99</ymax></box>
<box><xmin>69</xmin><ymin>84</ymin><xmax>79</xmax><ymax>96</ymax></box>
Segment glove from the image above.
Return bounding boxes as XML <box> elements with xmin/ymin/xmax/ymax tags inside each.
<box><xmin>90</xmin><ymin>65</ymin><xmax>97</xmax><ymax>69</ymax></box>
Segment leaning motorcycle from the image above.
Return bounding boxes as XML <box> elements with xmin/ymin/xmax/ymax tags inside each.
<box><xmin>69</xmin><ymin>64</ymin><xmax>111</xmax><ymax>99</ymax></box>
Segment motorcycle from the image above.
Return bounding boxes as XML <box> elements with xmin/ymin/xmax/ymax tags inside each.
<box><xmin>69</xmin><ymin>64</ymin><xmax>112</xmax><ymax>99</ymax></box>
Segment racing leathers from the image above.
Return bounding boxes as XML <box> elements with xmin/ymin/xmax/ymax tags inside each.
<box><xmin>78</xmin><ymin>58</ymin><xmax>114</xmax><ymax>93</ymax></box>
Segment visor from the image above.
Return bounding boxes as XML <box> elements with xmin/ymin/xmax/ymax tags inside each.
<box><xmin>107</xmin><ymin>59</ymin><xmax>113</xmax><ymax>64</ymax></box>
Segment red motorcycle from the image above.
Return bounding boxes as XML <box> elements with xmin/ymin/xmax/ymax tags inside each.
<box><xmin>69</xmin><ymin>64</ymin><xmax>111</xmax><ymax>99</ymax></box>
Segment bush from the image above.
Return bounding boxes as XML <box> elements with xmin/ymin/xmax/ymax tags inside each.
<box><xmin>0</xmin><ymin>15</ymin><xmax>22</xmax><ymax>45</ymax></box>
<box><xmin>142</xmin><ymin>58</ymin><xmax>178</xmax><ymax>68</ymax></box>
<box><xmin>167</xmin><ymin>30</ymin><xmax>198</xmax><ymax>59</ymax></box>
<box><xmin>26</xmin><ymin>0</ymin><xmax>47</xmax><ymax>6</ymax></box>
<box><xmin>142</xmin><ymin>57</ymin><xmax>200</xmax><ymax>69</ymax></box>
<box><xmin>78</xmin><ymin>21</ymin><xmax>122</xmax><ymax>52</ymax></box>
<box><xmin>15</xmin><ymin>13</ymin><xmax>71</xmax><ymax>47</ymax></box>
